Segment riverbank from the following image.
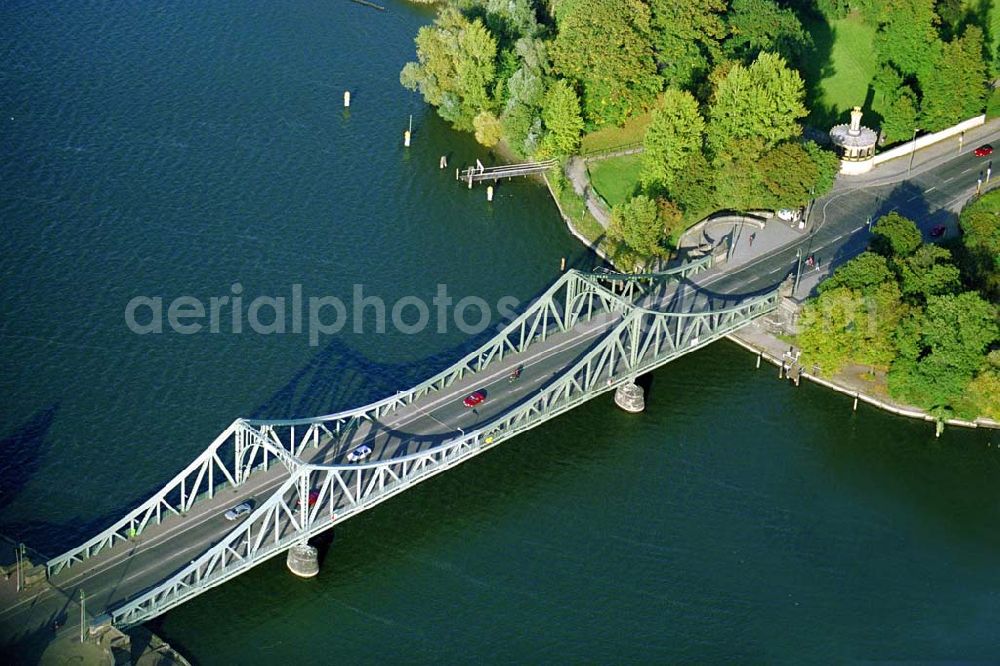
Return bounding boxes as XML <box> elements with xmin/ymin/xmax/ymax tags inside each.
<box><xmin>727</xmin><ymin>324</ymin><xmax>1000</xmax><ymax>434</ymax></box>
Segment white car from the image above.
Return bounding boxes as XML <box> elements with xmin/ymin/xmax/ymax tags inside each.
<box><xmin>347</xmin><ymin>444</ymin><xmax>373</xmax><ymax>462</ymax></box>
<box><xmin>224</xmin><ymin>502</ymin><xmax>252</xmax><ymax>521</ymax></box>
<box><xmin>776</xmin><ymin>208</ymin><xmax>801</xmax><ymax>221</ymax></box>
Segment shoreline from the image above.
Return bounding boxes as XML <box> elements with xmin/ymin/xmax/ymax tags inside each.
<box><xmin>536</xmin><ymin>159</ymin><xmax>998</xmax><ymax>432</ymax></box>
<box><xmin>726</xmin><ymin>327</ymin><xmax>1000</xmax><ymax>433</ymax></box>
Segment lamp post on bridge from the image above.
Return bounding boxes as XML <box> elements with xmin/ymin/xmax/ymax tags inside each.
<box><xmin>793</xmin><ymin>248</ymin><xmax>804</xmax><ymax>297</ymax></box>
<box><xmin>14</xmin><ymin>542</ymin><xmax>25</xmax><ymax>593</ymax></box>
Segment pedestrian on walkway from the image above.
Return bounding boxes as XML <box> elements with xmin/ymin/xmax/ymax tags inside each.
<box><xmin>749</xmin><ymin>232</ymin><xmax>756</xmax><ymax>247</ymax></box>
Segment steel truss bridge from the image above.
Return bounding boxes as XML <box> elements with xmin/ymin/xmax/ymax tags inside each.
<box><xmin>44</xmin><ymin>256</ymin><xmax>780</xmax><ymax>628</ymax></box>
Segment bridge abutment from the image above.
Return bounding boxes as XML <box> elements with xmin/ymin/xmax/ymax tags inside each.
<box><xmin>614</xmin><ymin>382</ymin><xmax>645</xmax><ymax>413</ymax></box>
<box><xmin>286</xmin><ymin>542</ymin><xmax>319</xmax><ymax>578</ymax></box>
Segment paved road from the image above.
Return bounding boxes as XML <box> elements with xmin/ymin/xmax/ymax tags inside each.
<box><xmin>2</xmin><ymin>126</ymin><xmax>996</xmax><ymax>645</ymax></box>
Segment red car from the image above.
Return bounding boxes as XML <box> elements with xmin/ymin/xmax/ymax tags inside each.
<box><xmin>974</xmin><ymin>144</ymin><xmax>993</xmax><ymax>157</ymax></box>
<box><xmin>463</xmin><ymin>390</ymin><xmax>486</xmax><ymax>408</ymax></box>
<box><xmin>297</xmin><ymin>489</ymin><xmax>320</xmax><ymax>508</ymax></box>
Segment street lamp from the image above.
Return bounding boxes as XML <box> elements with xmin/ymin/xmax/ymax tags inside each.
<box><xmin>14</xmin><ymin>542</ymin><xmax>24</xmax><ymax>593</ymax></box>
<box><xmin>907</xmin><ymin>127</ymin><xmax>920</xmax><ymax>176</ymax></box>
<box><xmin>793</xmin><ymin>248</ymin><xmax>804</xmax><ymax>296</ymax></box>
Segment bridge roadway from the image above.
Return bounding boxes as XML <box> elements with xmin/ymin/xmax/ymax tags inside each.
<box><xmin>2</xmin><ymin>126</ymin><xmax>994</xmax><ymax>643</ymax></box>
<box><xmin>1</xmin><ymin>277</ymin><xmax>722</xmax><ymax>641</ymax></box>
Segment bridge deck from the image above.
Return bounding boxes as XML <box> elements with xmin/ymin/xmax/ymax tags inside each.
<box><xmin>0</xmin><ymin>271</ymin><xmax>768</xmax><ymax>637</ymax></box>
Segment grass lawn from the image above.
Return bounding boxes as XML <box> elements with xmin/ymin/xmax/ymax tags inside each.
<box><xmin>801</xmin><ymin>12</ymin><xmax>878</xmax><ymax>127</ymax></box>
<box><xmin>588</xmin><ymin>154</ymin><xmax>643</xmax><ymax>208</ymax></box>
<box><xmin>580</xmin><ymin>111</ymin><xmax>652</xmax><ymax>154</ymax></box>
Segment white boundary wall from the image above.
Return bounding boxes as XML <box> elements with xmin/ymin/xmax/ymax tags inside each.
<box><xmin>872</xmin><ymin>115</ymin><xmax>986</xmax><ymax>165</ymax></box>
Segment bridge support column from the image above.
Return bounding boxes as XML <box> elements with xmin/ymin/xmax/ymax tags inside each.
<box><xmin>614</xmin><ymin>382</ymin><xmax>645</xmax><ymax>413</ymax></box>
<box><xmin>287</xmin><ymin>542</ymin><xmax>319</xmax><ymax>578</ymax></box>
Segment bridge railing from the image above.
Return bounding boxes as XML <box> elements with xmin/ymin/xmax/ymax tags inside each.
<box><xmin>108</xmin><ymin>285</ymin><xmax>781</xmax><ymax>627</ymax></box>
<box><xmin>45</xmin><ymin>420</ymin><xmax>304</xmax><ymax>577</ymax></box>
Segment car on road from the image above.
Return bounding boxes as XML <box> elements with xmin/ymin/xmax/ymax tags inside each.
<box><xmin>930</xmin><ymin>224</ymin><xmax>946</xmax><ymax>237</ymax></box>
<box><xmin>974</xmin><ymin>144</ymin><xmax>993</xmax><ymax>157</ymax></box>
<box><xmin>347</xmin><ymin>444</ymin><xmax>373</xmax><ymax>462</ymax></box>
<box><xmin>224</xmin><ymin>502</ymin><xmax>252</xmax><ymax>521</ymax></box>
<box><xmin>296</xmin><ymin>489</ymin><xmax>320</xmax><ymax>508</ymax></box>
<box><xmin>463</xmin><ymin>390</ymin><xmax>486</xmax><ymax>408</ymax></box>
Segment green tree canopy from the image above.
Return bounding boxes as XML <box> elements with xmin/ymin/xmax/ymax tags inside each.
<box><xmin>820</xmin><ymin>252</ymin><xmax>894</xmax><ymax>294</ymax></box>
<box><xmin>640</xmin><ymin>89</ymin><xmax>706</xmax><ymax>191</ymax></box>
<box><xmin>670</xmin><ymin>152</ymin><xmax>718</xmax><ymax>221</ymax></box>
<box><xmin>400</xmin><ymin>8</ymin><xmax>498</xmax><ymax>132</ymax></box>
<box><xmin>898</xmin><ymin>244</ymin><xmax>961</xmax><ymax>301</ymax></box>
<box><xmin>648</xmin><ymin>0</ymin><xmax>727</xmax><ymax>89</ymax></box>
<box><xmin>880</xmin><ymin>85</ymin><xmax>920</xmax><ymax>144</ymax></box>
<box><xmin>872</xmin><ymin>212</ymin><xmax>922</xmax><ymax>257</ymax></box>
<box><xmin>725</xmin><ymin>0</ymin><xmax>809</xmax><ymax>63</ymax></box>
<box><xmin>919</xmin><ymin>25</ymin><xmax>988</xmax><ymax>131</ymax></box>
<box><xmin>550</xmin><ymin>0</ymin><xmax>661</xmax><ymax>127</ymax></box>
<box><xmin>757</xmin><ymin>141</ymin><xmax>838</xmax><ymax>209</ymax></box>
<box><xmin>889</xmin><ymin>291</ymin><xmax>999</xmax><ymax>413</ymax></box>
<box><xmin>608</xmin><ymin>194</ymin><xmax>666</xmax><ymax>262</ymax></box>
<box><xmin>874</xmin><ymin>0</ymin><xmax>942</xmax><ymax>77</ymax></box>
<box><xmin>538</xmin><ymin>79</ymin><xmax>584</xmax><ymax>156</ymax></box>
<box><xmin>706</xmin><ymin>53</ymin><xmax>807</xmax><ymax>161</ymax></box>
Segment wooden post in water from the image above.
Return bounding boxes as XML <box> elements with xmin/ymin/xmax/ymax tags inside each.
<box><xmin>756</xmin><ymin>353</ymin><xmax>761</xmax><ymax>369</ymax></box>
<box><xmin>343</xmin><ymin>91</ymin><xmax>350</xmax><ymax>108</ymax></box>
<box><xmin>853</xmin><ymin>393</ymin><xmax>859</xmax><ymax>411</ymax></box>
<box><xmin>560</xmin><ymin>257</ymin><xmax>566</xmax><ymax>272</ymax></box>
<box><xmin>440</xmin><ymin>155</ymin><xmax>447</xmax><ymax>169</ymax></box>
<box><xmin>486</xmin><ymin>185</ymin><xmax>494</xmax><ymax>201</ymax></box>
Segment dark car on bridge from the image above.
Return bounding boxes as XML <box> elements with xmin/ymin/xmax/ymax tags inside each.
<box><xmin>463</xmin><ymin>390</ymin><xmax>486</xmax><ymax>408</ymax></box>
<box><xmin>974</xmin><ymin>144</ymin><xmax>993</xmax><ymax>157</ymax></box>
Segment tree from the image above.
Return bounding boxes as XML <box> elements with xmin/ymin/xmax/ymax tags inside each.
<box><xmin>608</xmin><ymin>195</ymin><xmax>666</xmax><ymax>262</ymax></box>
<box><xmin>880</xmin><ymin>85</ymin><xmax>919</xmax><ymax>144</ymax></box>
<box><xmin>804</xmin><ymin>141</ymin><xmax>840</xmax><ymax>196</ymax></box>
<box><xmin>549</xmin><ymin>0</ymin><xmax>662</xmax><ymax>126</ymax></box>
<box><xmin>874</xmin><ymin>0</ymin><xmax>942</xmax><ymax>77</ymax></box>
<box><xmin>798</xmin><ymin>287</ymin><xmax>866</xmax><ymax>375</ymax></box>
<box><xmin>671</xmin><ymin>152</ymin><xmax>718</xmax><ymax>221</ymax></box>
<box><xmin>473</xmin><ymin>111</ymin><xmax>503</xmax><ymax>147</ymax></box>
<box><xmin>959</xmin><ymin>192</ymin><xmax>1000</xmax><ymax>300</ymax></box>
<box><xmin>658</xmin><ymin>197</ymin><xmax>688</xmax><ymax>246</ymax></box>
<box><xmin>872</xmin><ymin>212</ymin><xmax>922</xmax><ymax>257</ymax></box>
<box><xmin>499</xmin><ymin>37</ymin><xmax>550</xmax><ymax>156</ymax></box>
<box><xmin>919</xmin><ymin>25</ymin><xmax>988</xmax><ymax>131</ymax></box>
<box><xmin>898</xmin><ymin>244</ymin><xmax>961</xmax><ymax>301</ymax></box>
<box><xmin>820</xmin><ymin>252</ymin><xmax>894</xmax><ymax>294</ymax></box>
<box><xmin>400</xmin><ymin>8</ymin><xmax>498</xmax><ymax>132</ymax></box>
<box><xmin>640</xmin><ymin>89</ymin><xmax>706</xmax><ymax>191</ymax></box>
<box><xmin>757</xmin><ymin>141</ymin><xmax>838</xmax><ymax>208</ymax></box>
<box><xmin>888</xmin><ymin>291</ymin><xmax>999</xmax><ymax>411</ymax></box>
<box><xmin>725</xmin><ymin>0</ymin><xmax>810</xmax><ymax>63</ymax></box>
<box><xmin>648</xmin><ymin>0</ymin><xmax>727</xmax><ymax>89</ymax></box>
<box><xmin>713</xmin><ymin>148</ymin><xmax>768</xmax><ymax>211</ymax></box>
<box><xmin>706</xmin><ymin>53</ymin><xmax>807</xmax><ymax>161</ymax></box>
<box><xmin>538</xmin><ymin>79</ymin><xmax>584</xmax><ymax>156</ymax></box>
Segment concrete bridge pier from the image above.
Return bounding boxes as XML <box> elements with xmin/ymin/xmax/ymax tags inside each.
<box><xmin>614</xmin><ymin>381</ymin><xmax>645</xmax><ymax>413</ymax></box>
<box><xmin>286</xmin><ymin>542</ymin><xmax>319</xmax><ymax>578</ymax></box>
